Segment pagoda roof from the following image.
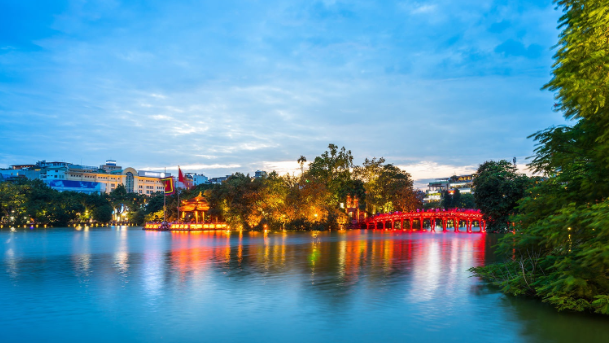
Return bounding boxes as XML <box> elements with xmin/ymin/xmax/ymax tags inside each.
<box><xmin>179</xmin><ymin>192</ymin><xmax>210</xmax><ymax>212</ymax></box>
<box><xmin>181</xmin><ymin>192</ymin><xmax>208</xmax><ymax>204</ymax></box>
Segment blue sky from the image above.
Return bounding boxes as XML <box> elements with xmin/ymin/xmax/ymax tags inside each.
<box><xmin>0</xmin><ymin>0</ymin><xmax>565</xmax><ymax>186</ymax></box>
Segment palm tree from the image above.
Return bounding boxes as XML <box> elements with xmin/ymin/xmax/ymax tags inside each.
<box><xmin>297</xmin><ymin>155</ymin><xmax>307</xmax><ymax>177</ymax></box>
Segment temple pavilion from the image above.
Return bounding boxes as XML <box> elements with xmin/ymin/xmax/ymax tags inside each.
<box><xmin>178</xmin><ymin>192</ymin><xmax>210</xmax><ymax>223</ymax></box>
<box><xmin>144</xmin><ymin>192</ymin><xmax>228</xmax><ymax>230</ymax></box>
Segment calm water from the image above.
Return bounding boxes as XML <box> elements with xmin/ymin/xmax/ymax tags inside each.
<box><xmin>2</xmin><ymin>227</ymin><xmax>608</xmax><ymax>343</ymax></box>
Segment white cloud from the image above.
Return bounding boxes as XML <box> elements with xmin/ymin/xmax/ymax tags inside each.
<box><xmin>0</xmin><ymin>0</ymin><xmax>564</xmax><ymax>177</ymax></box>
<box><xmin>141</xmin><ymin>164</ymin><xmax>241</xmax><ymax>171</ymax></box>
<box><xmin>398</xmin><ymin>161</ymin><xmax>477</xmax><ymax>181</ymax></box>
<box><xmin>261</xmin><ymin>160</ymin><xmax>301</xmax><ymax>175</ymax></box>
<box><xmin>410</xmin><ymin>4</ymin><xmax>437</xmax><ymax>14</ymax></box>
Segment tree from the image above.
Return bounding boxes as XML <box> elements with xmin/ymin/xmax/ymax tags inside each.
<box><xmin>354</xmin><ymin>158</ymin><xmax>420</xmax><ymax>213</ymax></box>
<box><xmin>307</xmin><ymin>144</ymin><xmax>354</xmax><ymax>207</ymax></box>
<box><xmin>471</xmin><ymin>0</ymin><xmax>609</xmax><ymax>314</ymax></box>
<box><xmin>23</xmin><ymin>180</ymin><xmax>54</xmax><ymax>224</ymax></box>
<box><xmin>47</xmin><ymin>191</ymin><xmax>85</xmax><ymax>226</ymax></box>
<box><xmin>441</xmin><ymin>189</ymin><xmax>461</xmax><ymax>209</ymax></box>
<box><xmin>472</xmin><ymin>160</ymin><xmax>534</xmax><ymax>233</ymax></box>
<box><xmin>543</xmin><ymin>0</ymin><xmax>609</xmax><ymax>161</ymax></box>
<box><xmin>93</xmin><ymin>205</ymin><xmax>113</xmax><ymax>223</ymax></box>
<box><xmin>459</xmin><ymin>193</ymin><xmax>476</xmax><ymax>209</ymax></box>
<box><xmin>297</xmin><ymin>155</ymin><xmax>307</xmax><ymax>177</ymax></box>
<box><xmin>440</xmin><ymin>189</ymin><xmax>476</xmax><ymax>209</ymax></box>
<box><xmin>0</xmin><ymin>182</ymin><xmax>26</xmax><ymax>225</ymax></box>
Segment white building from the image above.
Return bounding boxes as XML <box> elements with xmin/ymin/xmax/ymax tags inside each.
<box><xmin>424</xmin><ymin>174</ymin><xmax>476</xmax><ymax>203</ymax></box>
<box><xmin>187</xmin><ymin>173</ymin><xmax>209</xmax><ymax>186</ymax></box>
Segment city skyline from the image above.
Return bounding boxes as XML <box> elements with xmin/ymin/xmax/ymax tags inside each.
<box><xmin>1</xmin><ymin>0</ymin><xmax>566</xmax><ymax>187</ymax></box>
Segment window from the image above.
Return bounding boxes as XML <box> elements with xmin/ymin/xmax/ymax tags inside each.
<box><xmin>126</xmin><ymin>172</ymin><xmax>134</xmax><ymax>193</ymax></box>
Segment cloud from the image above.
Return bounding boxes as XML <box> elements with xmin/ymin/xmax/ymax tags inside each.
<box><xmin>398</xmin><ymin>161</ymin><xmax>477</xmax><ymax>189</ymax></box>
<box><xmin>141</xmin><ymin>164</ymin><xmax>242</xmax><ymax>171</ymax></box>
<box><xmin>410</xmin><ymin>4</ymin><xmax>437</xmax><ymax>14</ymax></box>
<box><xmin>0</xmin><ymin>0</ymin><xmax>565</xmax><ymax>178</ymax></box>
<box><xmin>261</xmin><ymin>160</ymin><xmax>301</xmax><ymax>175</ymax></box>
<box><xmin>399</xmin><ymin>161</ymin><xmax>478</xmax><ymax>180</ymax></box>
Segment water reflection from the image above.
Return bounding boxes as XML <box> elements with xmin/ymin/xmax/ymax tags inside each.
<box><xmin>1</xmin><ymin>228</ymin><xmax>608</xmax><ymax>343</ymax></box>
<box><xmin>72</xmin><ymin>228</ymin><xmax>92</xmax><ymax>283</ymax></box>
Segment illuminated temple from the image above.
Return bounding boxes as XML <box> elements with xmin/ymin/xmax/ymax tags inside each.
<box><xmin>179</xmin><ymin>192</ymin><xmax>210</xmax><ymax>223</ymax></box>
<box><xmin>144</xmin><ymin>192</ymin><xmax>228</xmax><ymax>231</ymax></box>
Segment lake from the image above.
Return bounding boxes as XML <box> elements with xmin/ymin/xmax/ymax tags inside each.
<box><xmin>1</xmin><ymin>227</ymin><xmax>608</xmax><ymax>343</ymax></box>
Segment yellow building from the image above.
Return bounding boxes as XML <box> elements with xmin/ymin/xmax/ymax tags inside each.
<box><xmin>65</xmin><ymin>165</ymin><xmax>168</xmax><ymax>195</ymax></box>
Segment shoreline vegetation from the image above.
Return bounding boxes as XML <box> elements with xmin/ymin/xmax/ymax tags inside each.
<box><xmin>1</xmin><ymin>144</ymin><xmax>429</xmax><ymax>230</ymax></box>
<box><xmin>471</xmin><ymin>0</ymin><xmax>609</xmax><ymax>315</ymax></box>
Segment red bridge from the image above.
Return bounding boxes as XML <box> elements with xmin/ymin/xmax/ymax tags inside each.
<box><xmin>365</xmin><ymin>209</ymin><xmax>486</xmax><ymax>233</ymax></box>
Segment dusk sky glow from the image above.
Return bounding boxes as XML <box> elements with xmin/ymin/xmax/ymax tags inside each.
<box><xmin>0</xmin><ymin>0</ymin><xmax>567</xmax><ymax>187</ymax></box>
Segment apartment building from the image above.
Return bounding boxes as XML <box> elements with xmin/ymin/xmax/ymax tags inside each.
<box><xmin>2</xmin><ymin>160</ymin><xmax>170</xmax><ymax>195</ymax></box>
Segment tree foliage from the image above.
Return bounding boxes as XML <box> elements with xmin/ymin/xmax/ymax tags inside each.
<box><xmin>353</xmin><ymin>157</ymin><xmax>420</xmax><ymax>213</ymax></box>
<box><xmin>472</xmin><ymin>160</ymin><xmax>535</xmax><ymax>233</ymax></box>
<box><xmin>159</xmin><ymin>144</ymin><xmax>422</xmax><ymax>230</ymax></box>
<box><xmin>0</xmin><ymin>179</ymin><xmax>153</xmax><ymax>226</ymax></box>
<box><xmin>1</xmin><ymin>144</ymin><xmax>422</xmax><ymax>230</ymax></box>
<box><xmin>472</xmin><ymin>0</ymin><xmax>609</xmax><ymax>315</ymax></box>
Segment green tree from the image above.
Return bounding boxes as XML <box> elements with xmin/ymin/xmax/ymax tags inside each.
<box><xmin>308</xmin><ymin>144</ymin><xmax>354</xmax><ymax>206</ymax></box>
<box><xmin>93</xmin><ymin>205</ymin><xmax>113</xmax><ymax>223</ymax></box>
<box><xmin>472</xmin><ymin>160</ymin><xmax>534</xmax><ymax>233</ymax></box>
<box><xmin>441</xmin><ymin>189</ymin><xmax>461</xmax><ymax>209</ymax></box>
<box><xmin>458</xmin><ymin>193</ymin><xmax>476</xmax><ymax>209</ymax></box>
<box><xmin>47</xmin><ymin>191</ymin><xmax>85</xmax><ymax>226</ymax></box>
<box><xmin>354</xmin><ymin>157</ymin><xmax>420</xmax><ymax>213</ymax></box>
<box><xmin>0</xmin><ymin>182</ymin><xmax>27</xmax><ymax>225</ymax></box>
<box><xmin>146</xmin><ymin>191</ymin><xmax>165</xmax><ymax>215</ymax></box>
<box><xmin>471</xmin><ymin>0</ymin><xmax>609</xmax><ymax>314</ymax></box>
<box><xmin>22</xmin><ymin>180</ymin><xmax>54</xmax><ymax>224</ymax></box>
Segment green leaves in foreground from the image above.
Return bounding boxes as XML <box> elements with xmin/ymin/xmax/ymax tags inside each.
<box><xmin>472</xmin><ymin>0</ymin><xmax>609</xmax><ymax>314</ymax></box>
<box><xmin>472</xmin><ymin>199</ymin><xmax>609</xmax><ymax>315</ymax></box>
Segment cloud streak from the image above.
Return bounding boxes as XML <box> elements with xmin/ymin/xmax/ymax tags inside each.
<box><xmin>0</xmin><ymin>0</ymin><xmax>565</xmax><ymax>180</ymax></box>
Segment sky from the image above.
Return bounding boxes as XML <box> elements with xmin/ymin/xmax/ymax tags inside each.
<box><xmin>0</xmin><ymin>0</ymin><xmax>567</xmax><ymax>188</ymax></box>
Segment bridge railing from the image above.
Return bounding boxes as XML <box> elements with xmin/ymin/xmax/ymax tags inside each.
<box><xmin>364</xmin><ymin>209</ymin><xmax>485</xmax><ymax>233</ymax></box>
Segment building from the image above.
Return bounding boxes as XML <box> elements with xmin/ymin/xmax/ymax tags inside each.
<box><xmin>0</xmin><ymin>167</ymin><xmax>41</xmax><ymax>181</ymax></box>
<box><xmin>424</xmin><ymin>174</ymin><xmax>476</xmax><ymax>203</ymax></box>
<box><xmin>9</xmin><ymin>164</ymin><xmax>35</xmax><ymax>170</ymax></box>
<box><xmin>64</xmin><ymin>162</ymin><xmax>170</xmax><ymax>195</ymax></box>
<box><xmin>254</xmin><ymin>170</ymin><xmax>267</xmax><ymax>178</ymax></box>
<box><xmin>187</xmin><ymin>173</ymin><xmax>209</xmax><ymax>186</ymax></box>
<box><xmin>100</xmin><ymin>160</ymin><xmax>121</xmax><ymax>173</ymax></box>
<box><xmin>209</xmin><ymin>175</ymin><xmax>231</xmax><ymax>184</ymax></box>
<box><xmin>1</xmin><ymin>160</ymin><xmax>171</xmax><ymax>195</ymax></box>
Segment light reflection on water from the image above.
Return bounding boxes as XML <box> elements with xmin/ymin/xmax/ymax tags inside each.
<box><xmin>1</xmin><ymin>227</ymin><xmax>609</xmax><ymax>343</ymax></box>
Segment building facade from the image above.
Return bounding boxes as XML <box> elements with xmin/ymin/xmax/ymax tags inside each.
<box><xmin>187</xmin><ymin>173</ymin><xmax>209</xmax><ymax>186</ymax></box>
<box><xmin>1</xmin><ymin>160</ymin><xmax>170</xmax><ymax>195</ymax></box>
<box><xmin>425</xmin><ymin>174</ymin><xmax>476</xmax><ymax>203</ymax></box>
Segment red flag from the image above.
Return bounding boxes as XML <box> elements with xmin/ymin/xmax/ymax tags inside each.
<box><xmin>161</xmin><ymin>177</ymin><xmax>175</xmax><ymax>195</ymax></box>
<box><xmin>178</xmin><ymin>166</ymin><xmax>191</xmax><ymax>189</ymax></box>
<box><xmin>178</xmin><ymin>166</ymin><xmax>185</xmax><ymax>183</ymax></box>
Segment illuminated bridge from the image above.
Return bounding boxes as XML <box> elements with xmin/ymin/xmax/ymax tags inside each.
<box><xmin>365</xmin><ymin>209</ymin><xmax>486</xmax><ymax>233</ymax></box>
